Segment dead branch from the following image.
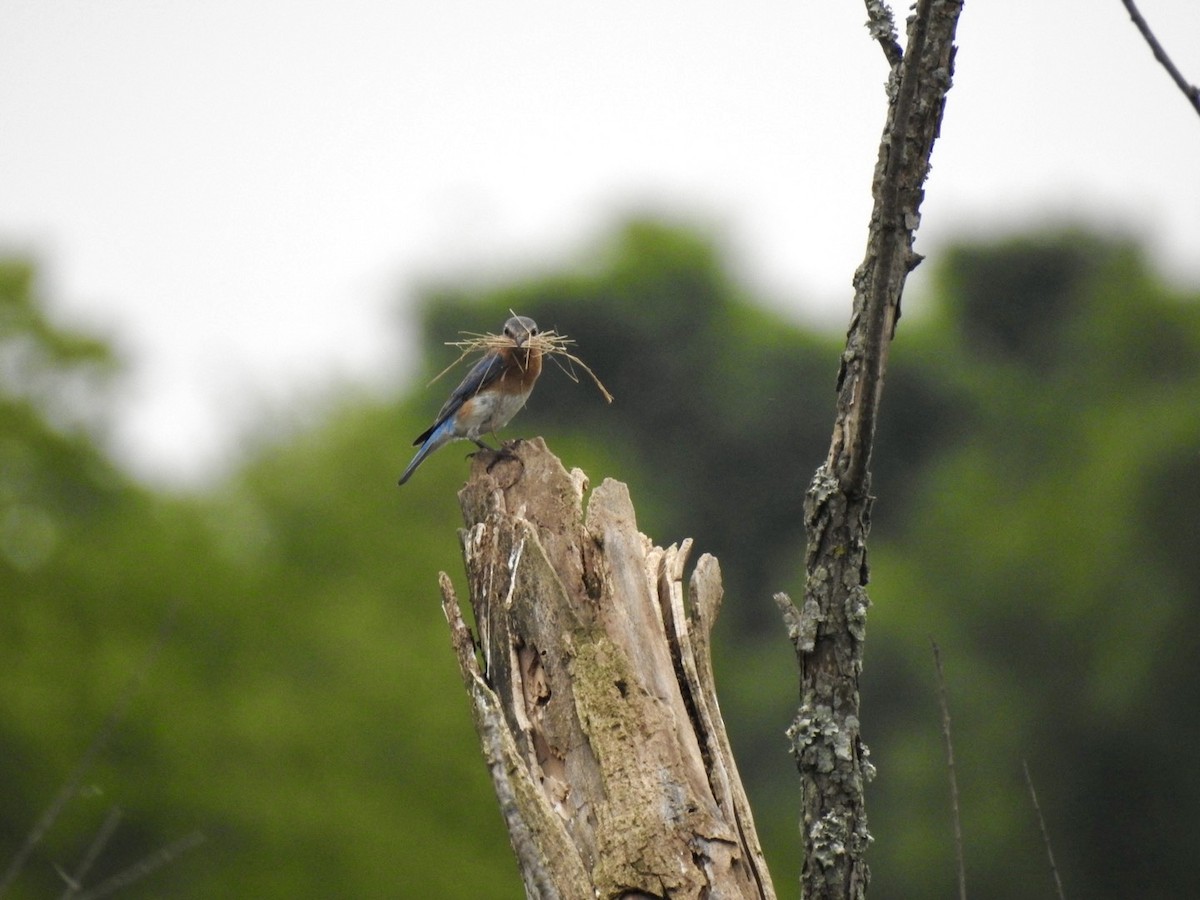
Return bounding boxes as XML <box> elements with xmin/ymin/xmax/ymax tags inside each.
<box><xmin>776</xmin><ymin>1</ymin><xmax>965</xmax><ymax>897</ymax></box>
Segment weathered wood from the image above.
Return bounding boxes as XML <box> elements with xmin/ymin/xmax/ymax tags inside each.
<box><xmin>776</xmin><ymin>2</ymin><xmax>965</xmax><ymax>897</ymax></box>
<box><xmin>441</xmin><ymin>438</ymin><xmax>774</xmax><ymax>899</ymax></box>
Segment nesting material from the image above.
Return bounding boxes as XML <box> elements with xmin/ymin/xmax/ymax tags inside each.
<box><xmin>432</xmin><ymin>327</ymin><xmax>614</xmax><ymax>404</ymax></box>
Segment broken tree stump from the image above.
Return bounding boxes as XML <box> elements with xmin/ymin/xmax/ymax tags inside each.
<box><xmin>439</xmin><ymin>438</ymin><xmax>775</xmax><ymax>899</ymax></box>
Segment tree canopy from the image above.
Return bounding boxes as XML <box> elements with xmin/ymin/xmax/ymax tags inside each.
<box><xmin>2</xmin><ymin>220</ymin><xmax>1197</xmax><ymax>898</ymax></box>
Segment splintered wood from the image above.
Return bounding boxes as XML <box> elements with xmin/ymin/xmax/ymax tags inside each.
<box><xmin>439</xmin><ymin>438</ymin><xmax>774</xmax><ymax>899</ymax></box>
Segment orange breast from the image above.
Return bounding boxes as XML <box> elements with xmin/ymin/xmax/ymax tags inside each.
<box><xmin>501</xmin><ymin>346</ymin><xmax>542</xmax><ymax>391</ymax></box>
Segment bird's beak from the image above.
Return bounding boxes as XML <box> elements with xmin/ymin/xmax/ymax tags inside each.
<box><xmin>513</xmin><ymin>331</ymin><xmax>530</xmax><ymax>348</ymax></box>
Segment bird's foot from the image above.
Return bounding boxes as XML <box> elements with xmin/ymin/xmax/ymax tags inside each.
<box><xmin>465</xmin><ymin>440</ymin><xmax>497</xmax><ymax>460</ymax></box>
<box><xmin>484</xmin><ymin>444</ymin><xmax>521</xmax><ymax>473</ymax></box>
<box><xmin>465</xmin><ymin>443</ymin><xmax>523</xmax><ymax>485</ymax></box>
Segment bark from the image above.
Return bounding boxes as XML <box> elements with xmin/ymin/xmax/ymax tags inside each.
<box><xmin>775</xmin><ymin>1</ymin><xmax>964</xmax><ymax>897</ymax></box>
<box><xmin>441</xmin><ymin>438</ymin><xmax>774</xmax><ymax>899</ymax></box>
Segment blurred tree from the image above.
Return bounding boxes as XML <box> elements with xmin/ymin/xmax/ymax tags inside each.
<box><xmin>0</xmin><ymin>260</ymin><xmax>124</xmax><ymax>575</ymax></box>
<box><xmin>413</xmin><ymin>222</ymin><xmax>1200</xmax><ymax>898</ymax></box>
<box><xmin>0</xmin><ymin>258</ymin><xmax>154</xmax><ymax>897</ymax></box>
<box><xmin>865</xmin><ymin>229</ymin><xmax>1200</xmax><ymax>898</ymax></box>
<box><xmin>0</xmin><ymin>262</ymin><xmax>524</xmax><ymax>897</ymax></box>
<box><xmin>3</xmin><ymin>222</ymin><xmax>1198</xmax><ymax>899</ymax></box>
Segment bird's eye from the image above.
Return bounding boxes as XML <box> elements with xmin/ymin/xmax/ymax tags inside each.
<box><xmin>529</xmin><ymin>326</ymin><xmax>539</xmax><ymax>336</ymax></box>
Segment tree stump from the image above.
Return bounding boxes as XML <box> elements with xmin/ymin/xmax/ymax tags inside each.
<box><xmin>439</xmin><ymin>438</ymin><xmax>775</xmax><ymax>899</ymax></box>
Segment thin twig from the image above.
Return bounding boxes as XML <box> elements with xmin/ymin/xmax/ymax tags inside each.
<box><xmin>0</xmin><ymin>605</ymin><xmax>179</xmax><ymax>897</ymax></box>
<box><xmin>1120</xmin><ymin>0</ymin><xmax>1200</xmax><ymax>117</ymax></box>
<box><xmin>864</xmin><ymin>0</ymin><xmax>903</xmax><ymax>68</ymax></box>
<box><xmin>58</xmin><ymin>806</ymin><xmax>123</xmax><ymax>900</ymax></box>
<box><xmin>932</xmin><ymin>641</ymin><xmax>967</xmax><ymax>900</ymax></box>
<box><xmin>73</xmin><ymin>831</ymin><xmax>206</xmax><ymax>900</ymax></box>
<box><xmin>1022</xmin><ymin>760</ymin><xmax>1067</xmax><ymax>900</ymax></box>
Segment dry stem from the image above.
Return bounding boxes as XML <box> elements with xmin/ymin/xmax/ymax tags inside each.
<box><xmin>432</xmin><ymin>329</ymin><xmax>614</xmax><ymax>404</ymax></box>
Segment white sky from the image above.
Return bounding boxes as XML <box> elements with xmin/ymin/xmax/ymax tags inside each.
<box><xmin>2</xmin><ymin>0</ymin><xmax>1197</xmax><ymax>484</ymax></box>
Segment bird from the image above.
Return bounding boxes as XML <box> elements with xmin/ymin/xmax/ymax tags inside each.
<box><xmin>398</xmin><ymin>315</ymin><xmax>543</xmax><ymax>485</ymax></box>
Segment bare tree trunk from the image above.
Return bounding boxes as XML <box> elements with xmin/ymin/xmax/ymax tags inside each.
<box><xmin>441</xmin><ymin>438</ymin><xmax>775</xmax><ymax>899</ymax></box>
<box><xmin>775</xmin><ymin>1</ymin><xmax>964</xmax><ymax>897</ymax></box>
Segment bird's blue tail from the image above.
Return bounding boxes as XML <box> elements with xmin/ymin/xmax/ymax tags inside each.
<box><xmin>397</xmin><ymin>419</ymin><xmax>455</xmax><ymax>486</ymax></box>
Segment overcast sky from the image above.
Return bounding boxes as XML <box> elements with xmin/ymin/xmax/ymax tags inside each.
<box><xmin>2</xmin><ymin>0</ymin><xmax>1197</xmax><ymax>484</ymax></box>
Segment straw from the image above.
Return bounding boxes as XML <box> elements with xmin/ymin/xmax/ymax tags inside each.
<box><xmin>430</xmin><ymin>328</ymin><xmax>614</xmax><ymax>404</ymax></box>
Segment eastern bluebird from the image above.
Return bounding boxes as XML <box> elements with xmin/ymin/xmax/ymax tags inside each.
<box><xmin>398</xmin><ymin>315</ymin><xmax>543</xmax><ymax>485</ymax></box>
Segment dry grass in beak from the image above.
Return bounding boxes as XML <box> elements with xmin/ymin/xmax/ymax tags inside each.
<box><xmin>431</xmin><ymin>329</ymin><xmax>614</xmax><ymax>404</ymax></box>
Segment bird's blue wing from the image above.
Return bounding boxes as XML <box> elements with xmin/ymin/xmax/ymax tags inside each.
<box><xmin>412</xmin><ymin>350</ymin><xmax>506</xmax><ymax>446</ymax></box>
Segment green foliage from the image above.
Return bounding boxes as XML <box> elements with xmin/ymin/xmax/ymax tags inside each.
<box><xmin>867</xmin><ymin>230</ymin><xmax>1200</xmax><ymax>898</ymax></box>
<box><xmin>0</xmin><ymin>267</ymin><xmax>520</xmax><ymax>897</ymax></box>
<box><xmin>2</xmin><ymin>222</ymin><xmax>1198</xmax><ymax>898</ymax></box>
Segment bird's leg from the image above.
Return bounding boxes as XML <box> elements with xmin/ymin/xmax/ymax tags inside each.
<box><xmin>463</xmin><ymin>436</ymin><xmax>496</xmax><ymax>460</ymax></box>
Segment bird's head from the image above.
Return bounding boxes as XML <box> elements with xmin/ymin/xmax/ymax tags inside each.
<box><xmin>502</xmin><ymin>315</ymin><xmax>540</xmax><ymax>348</ymax></box>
